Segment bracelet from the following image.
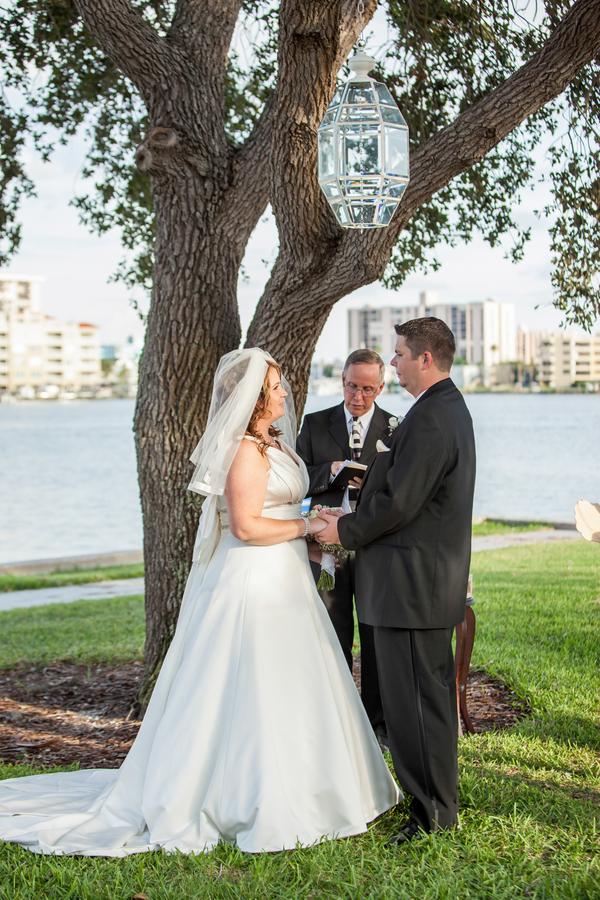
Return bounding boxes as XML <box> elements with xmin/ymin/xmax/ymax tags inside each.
<box><xmin>301</xmin><ymin>514</ymin><xmax>310</xmax><ymax>536</ymax></box>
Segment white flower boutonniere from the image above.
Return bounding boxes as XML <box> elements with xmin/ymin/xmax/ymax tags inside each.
<box><xmin>388</xmin><ymin>415</ymin><xmax>403</xmax><ymax>435</ymax></box>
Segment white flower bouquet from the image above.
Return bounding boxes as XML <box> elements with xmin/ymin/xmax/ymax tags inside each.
<box><xmin>304</xmin><ymin>504</ymin><xmax>349</xmax><ymax>590</ymax></box>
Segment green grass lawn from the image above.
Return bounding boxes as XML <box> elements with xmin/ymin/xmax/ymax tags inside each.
<box><xmin>0</xmin><ymin>563</ymin><xmax>144</xmax><ymax>594</ymax></box>
<box><xmin>471</xmin><ymin>519</ymin><xmax>556</xmax><ymax>537</ymax></box>
<box><xmin>0</xmin><ymin>595</ymin><xmax>145</xmax><ymax>668</ymax></box>
<box><xmin>0</xmin><ymin>540</ymin><xmax>598</xmax><ymax>898</ymax></box>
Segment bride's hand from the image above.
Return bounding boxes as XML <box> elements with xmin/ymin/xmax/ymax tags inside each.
<box><xmin>318</xmin><ymin>507</ymin><xmax>345</xmax><ymax>519</ymax></box>
<box><xmin>309</xmin><ymin>517</ymin><xmax>327</xmax><ymax>535</ymax></box>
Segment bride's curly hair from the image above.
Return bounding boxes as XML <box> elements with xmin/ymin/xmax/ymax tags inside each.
<box><xmin>246</xmin><ymin>363</ymin><xmax>283</xmax><ymax>456</ymax></box>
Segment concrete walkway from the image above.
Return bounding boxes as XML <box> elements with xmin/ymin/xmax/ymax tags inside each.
<box><xmin>0</xmin><ymin>527</ymin><xmax>582</xmax><ymax>613</ymax></box>
<box><xmin>471</xmin><ymin>528</ymin><xmax>581</xmax><ymax>552</ymax></box>
<box><xmin>0</xmin><ymin>578</ymin><xmax>145</xmax><ymax>613</ymax></box>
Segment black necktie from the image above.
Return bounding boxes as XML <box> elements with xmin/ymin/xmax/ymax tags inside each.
<box><xmin>350</xmin><ymin>416</ymin><xmax>362</xmax><ymax>462</ymax></box>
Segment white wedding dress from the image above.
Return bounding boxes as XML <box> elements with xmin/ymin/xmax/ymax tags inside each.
<box><xmin>0</xmin><ymin>442</ymin><xmax>400</xmax><ymax>855</ymax></box>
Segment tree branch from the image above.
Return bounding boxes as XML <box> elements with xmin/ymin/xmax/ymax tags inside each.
<box><xmin>336</xmin><ymin>0</ymin><xmax>378</xmax><ymax>70</ymax></box>
<box><xmin>228</xmin><ymin>0</ymin><xmax>377</xmax><ymax>261</ymax></box>
<box><xmin>269</xmin><ymin>0</ymin><xmax>344</xmax><ymax>258</ymax></box>
<box><xmin>168</xmin><ymin>0</ymin><xmax>244</xmax><ymax>72</ymax></box>
<box><xmin>342</xmin><ymin>0</ymin><xmax>600</xmax><ymax>276</ymax></box>
<box><xmin>74</xmin><ymin>0</ymin><xmax>170</xmax><ymax>101</ymax></box>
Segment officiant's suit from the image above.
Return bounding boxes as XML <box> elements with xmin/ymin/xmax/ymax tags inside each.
<box><xmin>338</xmin><ymin>378</ymin><xmax>476</xmax><ymax>833</ymax></box>
<box><xmin>296</xmin><ymin>401</ymin><xmax>394</xmax><ymax>736</ymax></box>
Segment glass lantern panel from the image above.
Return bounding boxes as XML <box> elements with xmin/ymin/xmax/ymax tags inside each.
<box><xmin>374</xmin><ymin>83</ymin><xmax>396</xmax><ymax>106</ymax></box>
<box><xmin>378</xmin><ymin>202</ymin><xmax>399</xmax><ymax>226</ymax></box>
<box><xmin>348</xmin><ymin>203</ymin><xmax>377</xmax><ymax>226</ymax></box>
<box><xmin>340</xmin><ymin>125</ymin><xmax>380</xmax><ymax>175</ymax></box>
<box><xmin>338</xmin><ymin>105</ymin><xmax>380</xmax><ymax>123</ymax></box>
<box><xmin>331</xmin><ymin>85</ymin><xmax>343</xmax><ymax>106</ymax></box>
<box><xmin>340</xmin><ymin>177</ymin><xmax>382</xmax><ymax>199</ymax></box>
<box><xmin>381</xmin><ymin>107</ymin><xmax>407</xmax><ymax>126</ymax></box>
<box><xmin>383</xmin><ymin>126</ymin><xmax>409</xmax><ymax>177</ymax></box>
<box><xmin>345</xmin><ymin>83</ymin><xmax>376</xmax><ymax>105</ymax></box>
<box><xmin>330</xmin><ymin>200</ymin><xmax>349</xmax><ymax>225</ymax></box>
<box><xmin>382</xmin><ymin>180</ymin><xmax>407</xmax><ymax>199</ymax></box>
<box><xmin>318</xmin><ymin>129</ymin><xmax>335</xmax><ymax>178</ymax></box>
<box><xmin>320</xmin><ymin>109</ymin><xmax>338</xmax><ymax>126</ymax></box>
<box><xmin>321</xmin><ymin>181</ymin><xmax>341</xmax><ymax>199</ymax></box>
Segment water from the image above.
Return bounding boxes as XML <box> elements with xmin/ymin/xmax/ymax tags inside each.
<box><xmin>306</xmin><ymin>393</ymin><xmax>600</xmax><ymax>522</ymax></box>
<box><xmin>1</xmin><ymin>393</ymin><xmax>598</xmax><ymax>564</ymax></box>
<box><xmin>0</xmin><ymin>400</ymin><xmax>141</xmax><ymax>565</ymax></box>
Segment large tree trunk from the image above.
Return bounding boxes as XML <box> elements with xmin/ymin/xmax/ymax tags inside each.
<box><xmin>74</xmin><ymin>0</ymin><xmax>600</xmax><ymax>705</ymax></box>
<box><xmin>133</xmin><ymin>167</ymin><xmax>245</xmax><ymax>702</ymax></box>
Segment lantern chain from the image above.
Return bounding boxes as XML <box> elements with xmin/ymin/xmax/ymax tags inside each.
<box><xmin>357</xmin><ymin>0</ymin><xmax>365</xmax><ymax>48</ymax></box>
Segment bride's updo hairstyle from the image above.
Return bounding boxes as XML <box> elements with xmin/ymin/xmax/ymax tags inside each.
<box><xmin>246</xmin><ymin>363</ymin><xmax>283</xmax><ymax>456</ymax></box>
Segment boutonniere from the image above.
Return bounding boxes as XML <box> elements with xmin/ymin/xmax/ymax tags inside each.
<box><xmin>388</xmin><ymin>416</ymin><xmax>403</xmax><ymax>435</ymax></box>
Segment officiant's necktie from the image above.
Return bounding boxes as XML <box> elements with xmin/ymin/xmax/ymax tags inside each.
<box><xmin>349</xmin><ymin>417</ymin><xmax>363</xmax><ymax>462</ymax></box>
<box><xmin>348</xmin><ymin>417</ymin><xmax>363</xmax><ymax>511</ymax></box>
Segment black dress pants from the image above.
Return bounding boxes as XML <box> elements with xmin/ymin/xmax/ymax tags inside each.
<box><xmin>310</xmin><ymin>554</ymin><xmax>386</xmax><ymax>738</ymax></box>
<box><xmin>373</xmin><ymin>625</ymin><xmax>458</xmax><ymax>832</ymax></box>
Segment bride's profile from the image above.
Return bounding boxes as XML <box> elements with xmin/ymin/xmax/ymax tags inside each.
<box><xmin>0</xmin><ymin>347</ymin><xmax>400</xmax><ymax>856</ymax></box>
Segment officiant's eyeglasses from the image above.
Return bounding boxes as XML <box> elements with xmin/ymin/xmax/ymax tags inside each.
<box><xmin>344</xmin><ymin>383</ymin><xmax>378</xmax><ymax>397</ymax></box>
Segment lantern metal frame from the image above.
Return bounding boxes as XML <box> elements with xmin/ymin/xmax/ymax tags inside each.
<box><xmin>317</xmin><ymin>50</ymin><xmax>410</xmax><ymax>229</ymax></box>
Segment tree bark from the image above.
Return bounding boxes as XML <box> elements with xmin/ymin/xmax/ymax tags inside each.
<box><xmin>74</xmin><ymin>0</ymin><xmax>600</xmax><ymax>703</ymax></box>
<box><xmin>133</xmin><ymin>178</ymin><xmax>243</xmax><ymax>704</ymax></box>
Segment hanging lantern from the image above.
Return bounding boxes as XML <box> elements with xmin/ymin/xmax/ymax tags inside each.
<box><xmin>317</xmin><ymin>49</ymin><xmax>410</xmax><ymax>229</ymax></box>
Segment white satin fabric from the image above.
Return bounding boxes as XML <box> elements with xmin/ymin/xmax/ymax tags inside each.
<box><xmin>0</xmin><ymin>444</ymin><xmax>400</xmax><ymax>856</ymax></box>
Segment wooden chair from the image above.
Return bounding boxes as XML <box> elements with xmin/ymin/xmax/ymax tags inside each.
<box><xmin>455</xmin><ymin>575</ymin><xmax>476</xmax><ymax>735</ymax></box>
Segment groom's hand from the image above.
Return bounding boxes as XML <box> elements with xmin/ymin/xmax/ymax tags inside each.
<box><xmin>317</xmin><ymin>511</ymin><xmax>343</xmax><ymax>545</ymax></box>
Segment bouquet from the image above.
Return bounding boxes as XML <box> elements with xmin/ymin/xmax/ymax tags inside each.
<box><xmin>304</xmin><ymin>505</ymin><xmax>349</xmax><ymax>590</ymax></box>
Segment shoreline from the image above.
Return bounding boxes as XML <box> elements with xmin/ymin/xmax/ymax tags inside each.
<box><xmin>3</xmin><ymin>386</ymin><xmax>600</xmax><ymax>406</ymax></box>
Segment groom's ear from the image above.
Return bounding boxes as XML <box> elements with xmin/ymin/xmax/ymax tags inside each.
<box><xmin>421</xmin><ymin>351</ymin><xmax>434</xmax><ymax>370</ymax></box>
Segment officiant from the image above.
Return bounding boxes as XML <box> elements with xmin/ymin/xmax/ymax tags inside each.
<box><xmin>296</xmin><ymin>349</ymin><xmax>396</xmax><ymax>745</ymax></box>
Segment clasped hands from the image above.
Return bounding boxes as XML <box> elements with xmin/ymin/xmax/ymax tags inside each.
<box><xmin>314</xmin><ymin>507</ymin><xmax>346</xmax><ymax>546</ymax></box>
<box><xmin>312</xmin><ymin>459</ymin><xmax>359</xmax><ymax>545</ymax></box>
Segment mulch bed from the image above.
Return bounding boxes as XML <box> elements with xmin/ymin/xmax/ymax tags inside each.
<box><xmin>0</xmin><ymin>660</ymin><xmax>528</xmax><ymax>771</ymax></box>
<box><xmin>0</xmin><ymin>663</ymin><xmax>143</xmax><ymax>769</ymax></box>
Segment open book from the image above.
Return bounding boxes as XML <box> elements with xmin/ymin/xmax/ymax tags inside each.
<box><xmin>330</xmin><ymin>460</ymin><xmax>368</xmax><ymax>489</ymax></box>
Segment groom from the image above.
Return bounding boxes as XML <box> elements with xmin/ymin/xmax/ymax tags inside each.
<box><xmin>317</xmin><ymin>317</ymin><xmax>476</xmax><ymax>845</ymax></box>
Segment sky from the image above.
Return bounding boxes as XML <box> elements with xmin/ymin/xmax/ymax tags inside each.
<box><xmin>2</xmin><ymin>5</ymin><xmax>595</xmax><ymax>360</ymax></box>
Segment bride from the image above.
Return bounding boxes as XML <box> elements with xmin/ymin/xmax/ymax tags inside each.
<box><xmin>0</xmin><ymin>348</ymin><xmax>400</xmax><ymax>856</ymax></box>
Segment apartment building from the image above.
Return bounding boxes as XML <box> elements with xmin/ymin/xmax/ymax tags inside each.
<box><xmin>516</xmin><ymin>325</ymin><xmax>543</xmax><ymax>366</ymax></box>
<box><xmin>0</xmin><ymin>274</ymin><xmax>101</xmax><ymax>393</ymax></box>
<box><xmin>535</xmin><ymin>331</ymin><xmax>600</xmax><ymax>388</ymax></box>
<box><xmin>348</xmin><ymin>292</ymin><xmax>516</xmax><ymax>364</ymax></box>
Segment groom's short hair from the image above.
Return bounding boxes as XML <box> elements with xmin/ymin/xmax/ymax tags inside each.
<box><xmin>343</xmin><ymin>349</ymin><xmax>385</xmax><ymax>383</ymax></box>
<box><xmin>394</xmin><ymin>318</ymin><xmax>456</xmax><ymax>373</ymax></box>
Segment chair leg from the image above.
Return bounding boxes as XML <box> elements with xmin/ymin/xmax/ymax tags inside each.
<box><xmin>455</xmin><ymin>618</ymin><xmax>467</xmax><ymax>737</ymax></box>
<box><xmin>458</xmin><ymin>606</ymin><xmax>476</xmax><ymax>734</ymax></box>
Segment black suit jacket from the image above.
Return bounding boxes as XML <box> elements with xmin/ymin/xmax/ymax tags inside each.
<box><xmin>296</xmin><ymin>401</ymin><xmax>395</xmax><ymax>511</ymax></box>
<box><xmin>338</xmin><ymin>379</ymin><xmax>476</xmax><ymax>630</ymax></box>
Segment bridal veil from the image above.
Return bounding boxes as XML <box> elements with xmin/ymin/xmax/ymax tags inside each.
<box><xmin>184</xmin><ymin>347</ymin><xmax>298</xmax><ymax>601</ymax></box>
